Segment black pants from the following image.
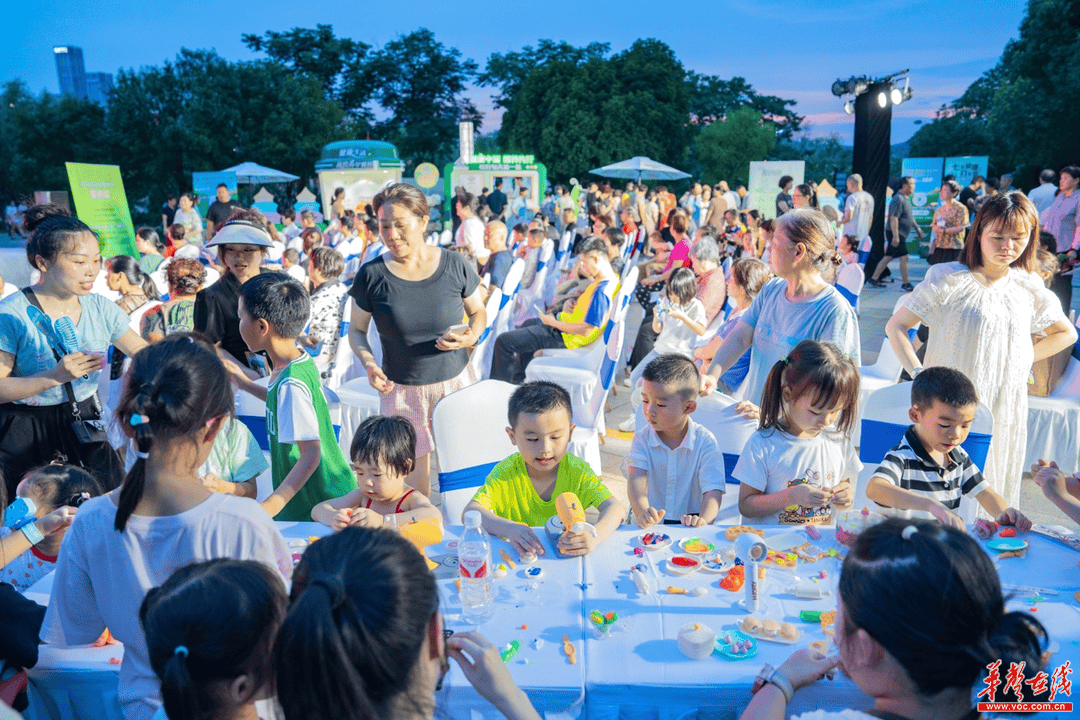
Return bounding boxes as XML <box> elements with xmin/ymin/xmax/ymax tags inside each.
<box><xmin>490</xmin><ymin>320</ymin><xmax>565</xmax><ymax>384</ymax></box>
<box><xmin>927</xmin><ymin>247</ymin><xmax>962</xmax><ymax>265</ymax></box>
<box><xmin>0</xmin><ymin>396</ymin><xmax>124</xmax><ymax>500</ymax></box>
<box><xmin>629</xmin><ymin>304</ymin><xmax>659</xmax><ymax>370</ymax></box>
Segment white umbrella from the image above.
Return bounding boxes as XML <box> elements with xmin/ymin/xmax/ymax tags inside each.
<box><xmin>589</xmin><ymin>156</ymin><xmax>691</xmax><ymax>183</ymax></box>
<box><xmin>219</xmin><ymin>162</ymin><xmax>300</xmax><ymax>185</ymax></box>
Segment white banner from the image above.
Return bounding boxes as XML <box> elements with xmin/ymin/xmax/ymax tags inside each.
<box><xmin>748</xmin><ymin>161</ymin><xmax>805</xmax><ymax>220</ymax></box>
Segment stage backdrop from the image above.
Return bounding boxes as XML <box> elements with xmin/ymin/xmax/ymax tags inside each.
<box><xmin>901</xmin><ymin>157</ymin><xmax>944</xmax><ymax>256</ymax></box>
<box><xmin>748</xmin><ymin>161</ymin><xmax>804</xmax><ymax>220</ymax></box>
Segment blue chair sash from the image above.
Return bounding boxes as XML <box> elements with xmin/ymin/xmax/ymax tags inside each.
<box><xmin>859</xmin><ymin>419</ymin><xmax>991</xmax><ymax>469</ymax></box>
<box><xmin>836</xmin><ymin>284</ymin><xmax>858</xmax><ymax>307</ymax></box>
<box><xmin>439</xmin><ymin>461</ymin><xmax>499</xmax><ymax>493</ymax></box>
<box><xmin>723</xmin><ymin>452</ymin><xmax>740</xmax><ymax>485</ymax></box>
<box><xmin>238</xmin><ymin>416</ymin><xmax>340</xmax><ymax>452</ymax></box>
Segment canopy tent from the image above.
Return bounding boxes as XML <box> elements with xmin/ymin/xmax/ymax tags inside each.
<box><xmin>588</xmin><ymin>156</ymin><xmax>691</xmax><ymax>183</ymax></box>
<box><xmin>219</xmin><ymin>162</ymin><xmax>299</xmax><ymax>185</ymax></box>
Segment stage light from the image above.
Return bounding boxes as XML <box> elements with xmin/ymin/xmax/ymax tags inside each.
<box><xmin>844</xmin><ymin>100</ymin><xmax>855</xmax><ymax>115</ymax></box>
<box><xmin>831</xmin><ymin>79</ymin><xmax>848</xmax><ymax>97</ymax></box>
<box><xmin>891</xmin><ymin>86</ymin><xmax>903</xmax><ymax>105</ymax></box>
<box><xmin>877</xmin><ymin>91</ymin><xmax>888</xmax><ymax>108</ymax></box>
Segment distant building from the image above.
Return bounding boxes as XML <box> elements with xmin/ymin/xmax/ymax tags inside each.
<box><xmin>86</xmin><ymin>72</ymin><xmax>113</xmax><ymax>105</ymax></box>
<box><xmin>54</xmin><ymin>45</ymin><xmax>87</xmax><ymax>99</ymax></box>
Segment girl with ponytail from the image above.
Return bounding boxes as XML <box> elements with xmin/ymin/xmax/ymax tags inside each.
<box><xmin>740</xmin><ymin>517</ymin><xmax>1047</xmax><ymax>720</ymax></box>
<box><xmin>41</xmin><ymin>335</ymin><xmax>291</xmax><ymax>720</ymax></box>
<box><xmin>141</xmin><ymin>559</ymin><xmax>286</xmax><ymax>720</ymax></box>
<box><xmin>276</xmin><ymin>527</ymin><xmax>541</xmax><ymax>720</ymax></box>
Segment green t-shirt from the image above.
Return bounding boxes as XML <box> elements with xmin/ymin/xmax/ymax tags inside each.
<box><xmin>266</xmin><ymin>354</ymin><xmax>354</xmax><ymax>521</ymax></box>
<box><xmin>470</xmin><ymin>452</ymin><xmax>612</xmax><ymax>526</ymax></box>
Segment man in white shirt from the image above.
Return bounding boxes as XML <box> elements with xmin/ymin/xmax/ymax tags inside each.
<box><xmin>280</xmin><ymin>207</ymin><xmax>302</xmax><ymax>242</ymax></box>
<box><xmin>282</xmin><ymin>249</ymin><xmax>308</xmax><ymax>284</ymax></box>
<box><xmin>840</xmin><ymin>174</ymin><xmax>874</xmax><ymax>241</ymax></box>
<box><xmin>1028</xmin><ymin>168</ymin><xmax>1058</xmax><ymax>216</ymax></box>
<box><xmin>719</xmin><ymin>181</ymin><xmax>741</xmax><ymax>219</ymax></box>
<box><xmin>455</xmin><ymin>192</ymin><xmax>489</xmax><ymax>264</ymax></box>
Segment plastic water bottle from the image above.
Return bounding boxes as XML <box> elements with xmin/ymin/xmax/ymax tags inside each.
<box><xmin>459</xmin><ymin>510</ymin><xmax>495</xmax><ymax>623</ymax></box>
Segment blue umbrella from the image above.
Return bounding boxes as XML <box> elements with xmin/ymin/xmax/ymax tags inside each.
<box><xmin>589</xmin><ymin>156</ymin><xmax>691</xmax><ymax>183</ymax></box>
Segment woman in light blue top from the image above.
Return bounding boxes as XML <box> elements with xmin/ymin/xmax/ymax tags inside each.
<box><xmin>0</xmin><ymin>209</ymin><xmax>147</xmax><ymax>497</ymax></box>
<box><xmin>700</xmin><ymin>209</ymin><xmax>860</xmax><ymax>419</ymax></box>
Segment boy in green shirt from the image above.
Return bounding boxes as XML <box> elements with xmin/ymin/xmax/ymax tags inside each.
<box><xmin>464</xmin><ymin>381</ymin><xmax>625</xmax><ymax>556</ymax></box>
<box><xmin>227</xmin><ymin>272</ymin><xmax>354</xmax><ymax>520</ymax></box>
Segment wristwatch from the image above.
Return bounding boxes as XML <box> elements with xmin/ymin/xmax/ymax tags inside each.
<box><xmin>751</xmin><ymin>663</ymin><xmax>794</xmax><ymax>703</ymax></box>
<box><xmin>20</xmin><ymin>521</ymin><xmax>45</xmax><ymax>546</ymax></box>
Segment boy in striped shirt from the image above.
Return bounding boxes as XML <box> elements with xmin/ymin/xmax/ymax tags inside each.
<box><xmin>866</xmin><ymin>366</ymin><xmax>1031</xmax><ymax>531</ymax></box>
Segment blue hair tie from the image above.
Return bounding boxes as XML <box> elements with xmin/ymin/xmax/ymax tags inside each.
<box><xmin>130</xmin><ymin>413</ymin><xmax>149</xmax><ymax>427</ymax></box>
<box><xmin>174</xmin><ymin>645</ymin><xmax>188</xmax><ymax>659</ymax></box>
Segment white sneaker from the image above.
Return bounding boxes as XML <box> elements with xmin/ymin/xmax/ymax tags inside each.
<box><xmin>622</xmin><ymin>376</ymin><xmax>632</xmax><ymax>388</ymax></box>
<box><xmin>618</xmin><ymin>416</ymin><xmax>636</xmax><ymax>433</ymax></box>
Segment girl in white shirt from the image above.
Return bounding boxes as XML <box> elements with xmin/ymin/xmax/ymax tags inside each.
<box><xmin>733</xmin><ymin>339</ymin><xmax>860</xmax><ymax>525</ymax></box>
<box><xmin>623</xmin><ymin>268</ymin><xmax>707</xmax><ymax>432</ymax></box>
<box><xmin>740</xmin><ymin>518</ymin><xmax>1047</xmax><ymax>720</ymax></box>
<box><xmin>42</xmin><ymin>335</ymin><xmax>291</xmax><ymax>720</ymax></box>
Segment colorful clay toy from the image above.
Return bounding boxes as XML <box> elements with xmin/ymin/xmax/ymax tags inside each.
<box><xmin>556</xmin><ymin>492</ymin><xmax>597</xmax><ymax>538</ymax></box>
<box><xmin>999</xmin><ymin>527</ymin><xmax>1017</xmax><ymax>538</ymax></box>
<box><xmin>719</xmin><ymin>565</ymin><xmax>745</xmax><ymax>592</ymax></box>
<box><xmin>679</xmin><ymin>537</ymin><xmax>716</xmax><ymax>554</ymax></box>
<box><xmin>714</xmin><ymin>630</ymin><xmax>759</xmax><ymax>660</ymax></box>
<box><xmin>638</xmin><ymin>532</ymin><xmax>673</xmax><ymax>550</ymax></box>
<box><xmin>500</xmin><ymin>640</ymin><xmax>521</xmax><ymax>662</ymax></box>
<box><xmin>668</xmin><ymin>555</ymin><xmax>702</xmax><ymax>574</ymax></box>
<box><xmin>589</xmin><ymin>610</ymin><xmax>619</xmax><ymax>634</ymax></box>
<box><xmin>562</xmin><ymin>634</ymin><xmax>577</xmax><ymax>664</ymax></box>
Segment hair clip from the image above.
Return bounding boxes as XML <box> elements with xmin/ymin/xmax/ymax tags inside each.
<box><xmin>174</xmin><ymin>645</ymin><xmax>189</xmax><ymax>659</ymax></box>
<box><xmin>130</xmin><ymin>414</ymin><xmax>149</xmax><ymax>427</ymax></box>
<box><xmin>780</xmin><ymin>356</ymin><xmax>790</xmax><ymax>365</ymax></box>
<box><xmin>308</xmin><ymin>572</ymin><xmax>348</xmax><ymax>610</ymax></box>
<box><xmin>901</xmin><ymin>525</ymin><xmax>918</xmax><ymax>540</ymax></box>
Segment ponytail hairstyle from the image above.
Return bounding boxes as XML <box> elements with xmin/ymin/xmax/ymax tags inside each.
<box><xmin>840</xmin><ymin>518</ymin><xmax>1046</xmax><ymax>696</ymax></box>
<box><xmin>21</xmin><ymin>463</ymin><xmax>101</xmax><ymax>514</ymax></box>
<box><xmin>113</xmin><ymin>334</ymin><xmax>234</xmax><ymax>531</ymax></box>
<box><xmin>25</xmin><ymin>210</ymin><xmax>96</xmax><ymax>271</ymax></box>
<box><xmin>795</xmin><ymin>183</ymin><xmax>819</xmax><ymax>209</ymax></box>
<box><xmin>136</xmin><ymin>227</ymin><xmax>166</xmax><ymax>254</ymax></box>
<box><xmin>775</xmin><ymin>209</ymin><xmax>843</xmax><ymax>272</ymax></box>
<box><xmin>275</xmin><ymin>527</ymin><xmax>440</xmax><ymax>720</ymax></box>
<box><xmin>140</xmin><ymin>559</ymin><xmax>287</xmax><ymax>720</ymax></box>
<box><xmin>107</xmin><ymin>255</ymin><xmax>158</xmax><ymax>299</ymax></box>
<box><xmin>759</xmin><ymin>339</ymin><xmax>860</xmax><ymax>436</ymax></box>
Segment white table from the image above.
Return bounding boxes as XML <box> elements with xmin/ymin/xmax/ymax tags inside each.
<box><xmin>278</xmin><ymin>522</ymin><xmax>588</xmax><ymax>719</ymax></box>
<box><xmin>581</xmin><ymin>525</ymin><xmax>1080</xmax><ymax>720</ymax></box>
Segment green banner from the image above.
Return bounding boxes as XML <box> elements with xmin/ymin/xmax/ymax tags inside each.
<box><xmin>65</xmin><ymin>163</ymin><xmax>138</xmax><ymax>258</ymax></box>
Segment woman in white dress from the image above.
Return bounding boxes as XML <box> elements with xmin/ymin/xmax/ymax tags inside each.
<box><xmin>886</xmin><ymin>192</ymin><xmax>1076</xmax><ymax>509</ymax></box>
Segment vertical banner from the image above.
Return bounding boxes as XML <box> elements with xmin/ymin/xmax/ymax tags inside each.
<box><xmin>65</xmin><ymin>163</ymin><xmax>138</xmax><ymax>258</ymax></box>
<box><xmin>192</xmin><ymin>171</ymin><xmax>239</xmax><ymax>216</ymax></box>
<box><xmin>901</xmin><ymin>157</ymin><xmax>944</xmax><ymax>256</ymax></box>
<box><xmin>748</xmin><ymin>161</ymin><xmax>804</xmax><ymax>220</ymax></box>
<box><xmin>943</xmin><ymin>156</ymin><xmax>989</xmax><ymax>188</ymax></box>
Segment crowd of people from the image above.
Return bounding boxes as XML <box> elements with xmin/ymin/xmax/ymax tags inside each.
<box><xmin>0</xmin><ymin>157</ymin><xmax>1078</xmax><ymax>720</ymax></box>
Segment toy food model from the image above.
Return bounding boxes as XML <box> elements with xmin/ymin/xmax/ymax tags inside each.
<box><xmin>589</xmin><ymin>610</ymin><xmax>619</xmax><ymax>634</ymax></box>
<box><xmin>493</xmin><ymin>563</ymin><xmax>508</xmax><ymax>579</ymax></box>
<box><xmin>804</xmin><ymin>525</ymin><xmax>822</xmax><ymax>540</ymax></box>
<box><xmin>819</xmin><ymin>610</ymin><xmax>836</xmax><ymax>636</ymax></box>
<box><xmin>719</xmin><ymin>565</ymin><xmax>745</xmax><ymax>591</ymax></box>
<box><xmin>562</xmin><ymin>634</ymin><xmax>577</xmax><ymax>664</ymax></box>
<box><xmin>556</xmin><ymin>492</ymin><xmax>597</xmax><ymax>538</ymax></box>
<box><xmin>999</xmin><ymin>527</ymin><xmax>1017</xmax><ymax>538</ymax></box>
<box><xmin>740</xmin><ymin>616</ymin><xmax>761</xmax><ymax>634</ymax></box>
<box><xmin>835</xmin><ymin>507</ymin><xmax>884</xmax><ymax>548</ymax></box>
<box><xmin>93</xmin><ymin>628</ymin><xmax>117</xmax><ymax>647</ymax></box>
<box><xmin>520</xmin><ymin>551</ymin><xmax>538</xmax><ymax>564</ymax></box>
<box><xmin>639</xmin><ymin>531</ymin><xmax>672</xmax><ymax>549</ymax></box>
<box><xmin>397</xmin><ymin>516</ymin><xmax>443</xmax><ymax>570</ymax></box>
<box><xmin>678</xmin><ymin>623</ymin><xmax>717</xmax><ymax>660</ymax></box>
<box><xmin>779</xmin><ymin>623</ymin><xmax>799</xmax><ymax>641</ymax></box>
<box><xmin>680</xmin><ymin>537</ymin><xmax>715</xmax><ymax>554</ymax></box>
<box><xmin>761</xmin><ymin>619</ymin><xmax>780</xmax><ymax>637</ymax></box>
<box><xmin>973</xmin><ymin>518</ymin><xmax>999</xmax><ymax>539</ymax></box>
<box><xmin>500</xmin><ymin>640</ymin><xmax>521</xmax><ymax>662</ymax></box>
<box><xmin>809</xmin><ymin>640</ymin><xmax>829</xmax><ymax>655</ymax></box>
<box><xmin>668</xmin><ymin>555</ymin><xmax>702</xmax><ymax>574</ymax></box>
<box><xmin>630</xmin><ymin>563</ymin><xmax>653</xmax><ymax>596</ymax></box>
<box><xmin>725</xmin><ymin>525</ymin><xmax>765</xmax><ymax>542</ymax></box>
<box><xmin>524</xmin><ymin>566</ymin><xmax>543</xmax><ymax>578</ymax></box>
<box><xmin>498</xmin><ymin>549</ymin><xmax>517</xmax><ymax>568</ymax></box>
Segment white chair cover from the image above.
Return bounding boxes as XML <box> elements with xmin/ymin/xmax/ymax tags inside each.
<box><xmin>691</xmin><ymin>393</ymin><xmax>759</xmax><ymax>525</ymax></box>
<box><xmin>432</xmin><ymin>380</ymin><xmax>519</xmax><ymax>523</ymax></box>
<box><xmin>469</xmin><ymin>287</ymin><xmax>502</xmax><ymax>381</ymax></box>
<box><xmin>836</xmin><ymin>263</ymin><xmax>864</xmax><ymax>314</ymax></box>
<box><xmin>563</xmin><ymin>322</ymin><xmax>626</xmax><ymax>475</ymax></box>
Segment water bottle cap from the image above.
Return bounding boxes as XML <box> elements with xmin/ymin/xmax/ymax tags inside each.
<box><xmin>464</xmin><ymin>510</ymin><xmax>481</xmax><ymax>528</ymax></box>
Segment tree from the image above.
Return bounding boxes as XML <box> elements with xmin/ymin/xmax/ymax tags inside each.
<box><xmin>769</xmin><ymin>136</ymin><xmax>853</xmax><ymax>185</ymax></box>
<box><xmin>694</xmin><ymin>107</ymin><xmax>776</xmax><ymax>187</ymax></box>
<box><xmin>480</xmin><ymin>39</ymin><xmax>611</xmax><ymax>111</ymax></box>
<box><xmin>494</xmin><ymin>39</ymin><xmax>692</xmax><ymax>181</ymax></box>
<box><xmin>906</xmin><ymin>0</ymin><xmax>1080</xmax><ymax>183</ymax></box>
<box><xmin>364</xmin><ymin>28</ymin><xmax>481</xmax><ymax>170</ymax></box>
<box><xmin>242</xmin><ymin>24</ymin><xmax>374</xmax><ymax>124</ymax></box>
<box><xmin>688</xmin><ymin>72</ymin><xmax>802</xmax><ymax>141</ymax></box>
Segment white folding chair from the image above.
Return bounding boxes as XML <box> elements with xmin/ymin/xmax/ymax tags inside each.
<box><xmin>854</xmin><ymin>382</ymin><xmax>994</xmax><ymax>524</ymax></box>
<box><xmin>469</xmin><ymin>287</ymin><xmax>502</xmax><ymax>381</ymax></box>
<box><xmin>513</xmin><ymin>240</ymin><xmax>554</xmax><ymax>326</ymax></box>
<box><xmin>431</xmin><ymin>380</ymin><xmax>519</xmax><ymax>523</ymax></box>
<box><xmin>562</xmin><ymin>321</ymin><xmax>625</xmax><ymax>476</ymax></box>
<box><xmin>440</xmin><ymin>229</ymin><xmax>452</xmax><ymax>246</ymax></box>
<box><xmin>493</xmin><ymin>258</ymin><xmax>525</xmax><ymax>337</ymax></box>
<box><xmin>691</xmin><ymin>392</ymin><xmax>759</xmax><ymax>525</ymax></box>
<box><xmin>836</xmin><ymin>263</ymin><xmax>864</xmax><ymax>314</ymax></box>
<box><xmin>322</xmin><ymin>297</ymin><xmax>362</xmax><ymax>392</ymax></box>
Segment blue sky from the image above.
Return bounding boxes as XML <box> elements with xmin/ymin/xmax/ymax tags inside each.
<box><xmin>2</xmin><ymin>0</ymin><xmax>1027</xmax><ymax>144</ymax></box>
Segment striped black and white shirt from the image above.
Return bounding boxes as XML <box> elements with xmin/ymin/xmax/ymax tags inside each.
<box><xmin>872</xmin><ymin>426</ymin><xmax>989</xmax><ymax>513</ymax></box>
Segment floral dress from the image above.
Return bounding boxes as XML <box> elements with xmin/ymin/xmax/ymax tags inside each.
<box><xmin>907</xmin><ymin>262</ymin><xmax>1067</xmax><ymax>509</ymax></box>
<box><xmin>931</xmin><ymin>201</ymin><xmax>968</xmax><ymax>250</ymax></box>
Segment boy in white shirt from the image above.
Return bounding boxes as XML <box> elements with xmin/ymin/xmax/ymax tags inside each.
<box><xmin>626</xmin><ymin>354</ymin><xmax>726</xmax><ymax>527</ymax></box>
